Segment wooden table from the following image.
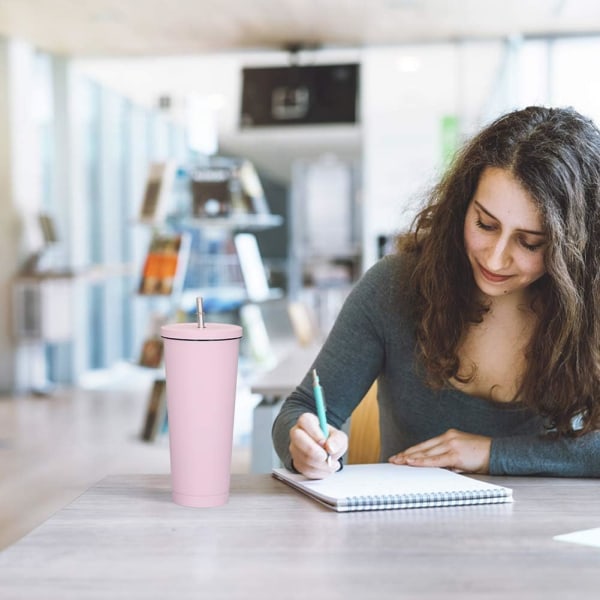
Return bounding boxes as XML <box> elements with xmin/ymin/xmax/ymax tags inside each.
<box><xmin>0</xmin><ymin>474</ymin><xmax>599</xmax><ymax>599</ymax></box>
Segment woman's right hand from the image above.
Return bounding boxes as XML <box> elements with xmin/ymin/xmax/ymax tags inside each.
<box><xmin>289</xmin><ymin>412</ymin><xmax>348</xmax><ymax>479</ymax></box>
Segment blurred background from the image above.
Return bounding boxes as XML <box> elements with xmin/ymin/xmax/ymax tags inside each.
<box><xmin>2</xmin><ymin>0</ymin><xmax>600</xmax><ymax>548</ymax></box>
<box><xmin>4</xmin><ymin>0</ymin><xmax>600</xmax><ymax>391</ymax></box>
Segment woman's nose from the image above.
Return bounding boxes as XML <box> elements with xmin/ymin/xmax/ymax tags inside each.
<box><xmin>487</xmin><ymin>238</ymin><xmax>511</xmax><ymax>270</ymax></box>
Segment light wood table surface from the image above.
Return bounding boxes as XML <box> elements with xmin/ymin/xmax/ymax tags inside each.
<box><xmin>0</xmin><ymin>474</ymin><xmax>599</xmax><ymax>599</ymax></box>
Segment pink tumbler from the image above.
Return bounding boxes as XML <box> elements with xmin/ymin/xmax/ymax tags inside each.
<box><xmin>161</xmin><ymin>303</ymin><xmax>242</xmax><ymax>508</ymax></box>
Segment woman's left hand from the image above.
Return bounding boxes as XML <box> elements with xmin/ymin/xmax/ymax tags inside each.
<box><xmin>388</xmin><ymin>429</ymin><xmax>492</xmax><ymax>474</ymax></box>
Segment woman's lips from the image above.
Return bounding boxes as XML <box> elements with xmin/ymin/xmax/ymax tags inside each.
<box><xmin>478</xmin><ymin>263</ymin><xmax>512</xmax><ymax>283</ymax></box>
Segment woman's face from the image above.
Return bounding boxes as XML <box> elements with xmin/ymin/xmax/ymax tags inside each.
<box><xmin>463</xmin><ymin>167</ymin><xmax>547</xmax><ymax>300</ymax></box>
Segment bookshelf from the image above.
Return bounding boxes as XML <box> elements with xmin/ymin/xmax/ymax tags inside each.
<box><xmin>179</xmin><ymin>213</ymin><xmax>282</xmax><ymax>231</ymax></box>
<box><xmin>135</xmin><ymin>157</ymin><xmax>284</xmax><ymax>442</ymax></box>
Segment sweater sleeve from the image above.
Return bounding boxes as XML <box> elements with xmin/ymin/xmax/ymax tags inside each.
<box><xmin>271</xmin><ymin>256</ymin><xmax>396</xmax><ymax>471</ymax></box>
<box><xmin>489</xmin><ymin>430</ymin><xmax>600</xmax><ymax>477</ymax></box>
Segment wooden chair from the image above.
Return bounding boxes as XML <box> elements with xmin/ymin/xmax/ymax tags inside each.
<box><xmin>346</xmin><ymin>382</ymin><xmax>380</xmax><ymax>464</ymax></box>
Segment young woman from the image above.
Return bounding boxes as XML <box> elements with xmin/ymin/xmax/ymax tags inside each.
<box><xmin>272</xmin><ymin>105</ymin><xmax>600</xmax><ymax>479</ymax></box>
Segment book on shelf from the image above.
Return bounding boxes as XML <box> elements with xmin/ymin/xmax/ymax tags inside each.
<box><xmin>139</xmin><ymin>337</ymin><xmax>163</xmax><ymax>368</ymax></box>
<box><xmin>238</xmin><ymin>159</ymin><xmax>270</xmax><ymax>215</ymax></box>
<box><xmin>38</xmin><ymin>213</ymin><xmax>59</xmax><ymax>245</ymax></box>
<box><xmin>191</xmin><ymin>165</ymin><xmax>231</xmax><ymax>217</ymax></box>
<box><xmin>139</xmin><ymin>161</ymin><xmax>176</xmax><ymax>223</ymax></box>
<box><xmin>190</xmin><ymin>158</ymin><xmax>271</xmax><ymax>218</ymax></box>
<box><xmin>240</xmin><ymin>303</ymin><xmax>276</xmax><ymax>367</ymax></box>
<box><xmin>141</xmin><ymin>379</ymin><xmax>167</xmax><ymax>442</ymax></box>
<box><xmin>233</xmin><ymin>232</ymin><xmax>270</xmax><ymax>301</ymax></box>
<box><xmin>138</xmin><ymin>231</ymin><xmax>190</xmax><ymax>296</ymax></box>
<box><xmin>272</xmin><ymin>463</ymin><xmax>513</xmax><ymax>513</ymax></box>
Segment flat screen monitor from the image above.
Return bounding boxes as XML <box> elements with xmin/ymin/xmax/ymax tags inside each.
<box><xmin>240</xmin><ymin>63</ymin><xmax>359</xmax><ymax>127</ymax></box>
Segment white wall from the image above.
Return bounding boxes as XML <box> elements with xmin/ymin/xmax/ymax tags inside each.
<box><xmin>360</xmin><ymin>42</ymin><xmax>505</xmax><ymax>266</ymax></box>
<box><xmin>552</xmin><ymin>37</ymin><xmax>600</xmax><ymax>123</ymax></box>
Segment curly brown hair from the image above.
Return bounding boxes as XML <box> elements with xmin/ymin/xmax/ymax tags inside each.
<box><xmin>399</xmin><ymin>106</ymin><xmax>600</xmax><ymax>436</ymax></box>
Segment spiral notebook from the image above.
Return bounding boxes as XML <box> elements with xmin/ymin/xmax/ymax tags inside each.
<box><xmin>272</xmin><ymin>464</ymin><xmax>513</xmax><ymax>512</ymax></box>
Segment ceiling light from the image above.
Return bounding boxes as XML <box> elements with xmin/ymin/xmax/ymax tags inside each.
<box><xmin>396</xmin><ymin>56</ymin><xmax>421</xmax><ymax>72</ymax></box>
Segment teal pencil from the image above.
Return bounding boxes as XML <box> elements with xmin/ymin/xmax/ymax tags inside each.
<box><xmin>312</xmin><ymin>369</ymin><xmax>329</xmax><ymax>439</ymax></box>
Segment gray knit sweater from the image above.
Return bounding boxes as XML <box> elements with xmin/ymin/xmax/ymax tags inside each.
<box><xmin>272</xmin><ymin>253</ymin><xmax>600</xmax><ymax>477</ymax></box>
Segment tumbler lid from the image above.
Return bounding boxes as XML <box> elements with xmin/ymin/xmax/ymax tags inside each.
<box><xmin>161</xmin><ymin>322</ymin><xmax>243</xmax><ymax>341</ymax></box>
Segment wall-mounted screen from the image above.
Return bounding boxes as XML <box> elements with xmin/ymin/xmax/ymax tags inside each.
<box><xmin>240</xmin><ymin>63</ymin><xmax>359</xmax><ymax>127</ymax></box>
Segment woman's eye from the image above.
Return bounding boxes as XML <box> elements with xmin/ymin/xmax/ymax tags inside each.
<box><xmin>520</xmin><ymin>238</ymin><xmax>544</xmax><ymax>252</ymax></box>
<box><xmin>475</xmin><ymin>218</ymin><xmax>495</xmax><ymax>232</ymax></box>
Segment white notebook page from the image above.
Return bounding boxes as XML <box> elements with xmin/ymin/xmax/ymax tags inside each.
<box><xmin>273</xmin><ymin>463</ymin><xmax>512</xmax><ymax>506</ymax></box>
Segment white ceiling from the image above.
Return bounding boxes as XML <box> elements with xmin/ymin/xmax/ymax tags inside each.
<box><xmin>0</xmin><ymin>0</ymin><xmax>599</xmax><ymax>57</ymax></box>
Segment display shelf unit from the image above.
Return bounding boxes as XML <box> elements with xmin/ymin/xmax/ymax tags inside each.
<box><xmin>135</xmin><ymin>158</ymin><xmax>284</xmax><ymax>443</ymax></box>
<box><xmin>178</xmin><ymin>213</ymin><xmax>283</xmax><ymax>232</ymax></box>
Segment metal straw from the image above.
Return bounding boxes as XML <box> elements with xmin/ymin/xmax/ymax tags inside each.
<box><xmin>196</xmin><ymin>296</ymin><xmax>206</xmax><ymax>328</ymax></box>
